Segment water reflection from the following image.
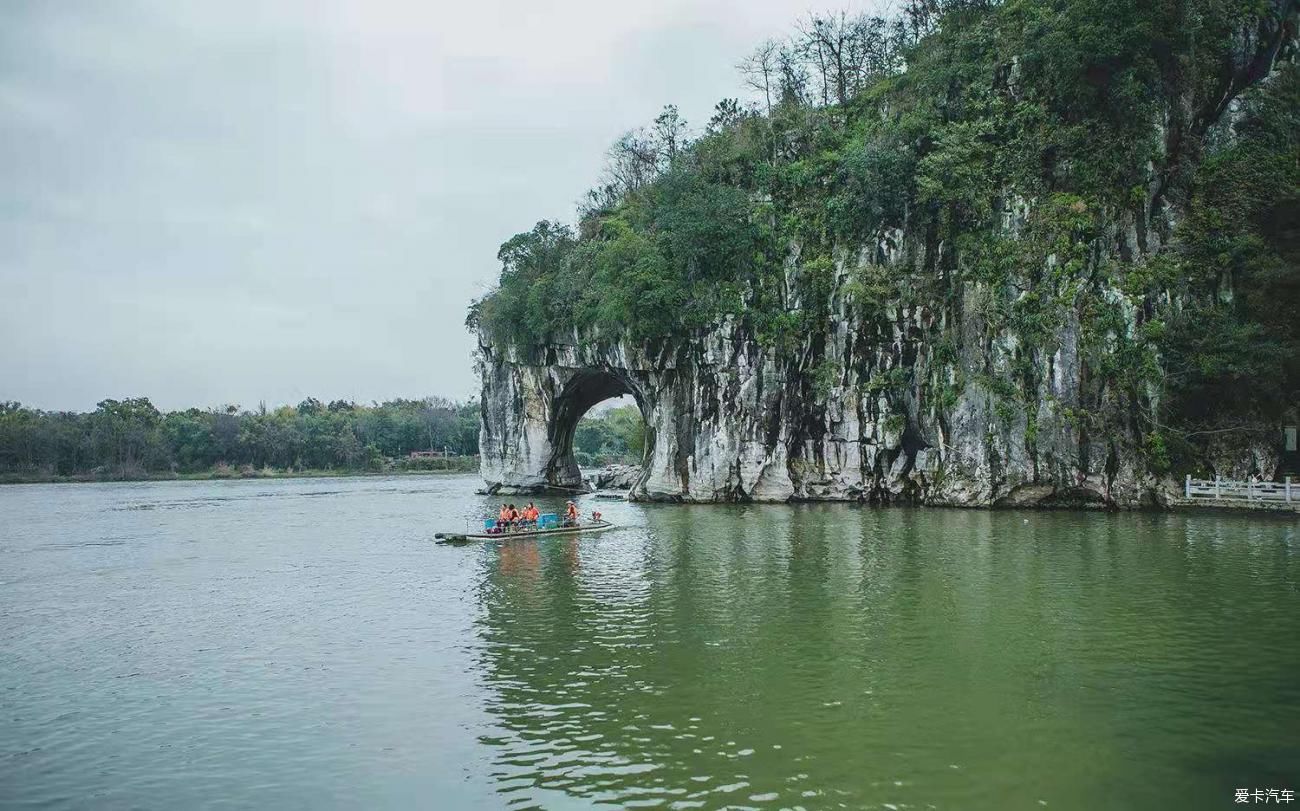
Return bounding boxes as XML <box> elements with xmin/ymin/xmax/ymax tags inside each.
<box><xmin>473</xmin><ymin>503</ymin><xmax>1300</xmax><ymax>809</ymax></box>
<box><xmin>4</xmin><ymin>478</ymin><xmax>1293</xmax><ymax>808</ymax></box>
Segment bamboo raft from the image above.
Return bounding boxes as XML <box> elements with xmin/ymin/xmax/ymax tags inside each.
<box><xmin>435</xmin><ymin>520</ymin><xmax>615</xmax><ymax>544</ymax></box>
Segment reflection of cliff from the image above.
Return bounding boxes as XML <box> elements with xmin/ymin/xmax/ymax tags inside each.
<box><xmin>470</xmin><ymin>508</ymin><xmax>1300</xmax><ymax>808</ymax></box>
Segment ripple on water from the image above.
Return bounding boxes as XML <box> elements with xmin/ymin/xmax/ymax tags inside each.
<box><xmin>2</xmin><ymin>481</ymin><xmax>1298</xmax><ymax>809</ymax></box>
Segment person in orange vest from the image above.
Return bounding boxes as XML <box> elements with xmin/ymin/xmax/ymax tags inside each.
<box><xmin>507</xmin><ymin>504</ymin><xmax>521</xmax><ymax>530</ymax></box>
<box><xmin>524</xmin><ymin>502</ymin><xmax>539</xmax><ymax>526</ymax></box>
<box><xmin>497</xmin><ymin>503</ymin><xmax>510</xmax><ymax>532</ymax></box>
<box><xmin>564</xmin><ymin>500</ymin><xmax>579</xmax><ymax>526</ymax></box>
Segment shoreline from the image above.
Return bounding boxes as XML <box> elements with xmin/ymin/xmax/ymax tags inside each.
<box><xmin>0</xmin><ymin>467</ymin><xmax>478</xmax><ymax>486</ymax></box>
<box><xmin>5</xmin><ymin>472</ymin><xmax>1295</xmax><ymax>516</ymax></box>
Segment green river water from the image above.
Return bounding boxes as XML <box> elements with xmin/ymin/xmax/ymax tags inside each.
<box><xmin>1</xmin><ymin>475</ymin><xmax>1296</xmax><ymax>809</ymax></box>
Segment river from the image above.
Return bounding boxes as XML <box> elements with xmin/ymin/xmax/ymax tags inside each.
<box><xmin>1</xmin><ymin>475</ymin><xmax>1296</xmax><ymax>809</ymax></box>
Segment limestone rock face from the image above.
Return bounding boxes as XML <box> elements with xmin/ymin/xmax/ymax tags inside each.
<box><xmin>475</xmin><ymin>229</ymin><xmax>1273</xmax><ymax>509</ymax></box>
<box><xmin>593</xmin><ymin>465</ymin><xmax>641</xmax><ymax>491</ymax></box>
<box><xmin>477</xmin><ymin>300</ymin><xmax>1153</xmax><ymax>507</ymax></box>
<box><xmin>475</xmin><ymin>241</ymin><xmax>1279</xmax><ymax>508</ymax></box>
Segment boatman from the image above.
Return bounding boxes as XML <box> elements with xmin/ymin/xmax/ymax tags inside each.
<box><xmin>564</xmin><ymin>500</ymin><xmax>579</xmax><ymax>526</ymax></box>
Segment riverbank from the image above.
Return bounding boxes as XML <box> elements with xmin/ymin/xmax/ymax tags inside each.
<box><xmin>0</xmin><ymin>460</ymin><xmax>478</xmax><ymax>485</ymax></box>
<box><xmin>1168</xmin><ymin>496</ymin><xmax>1300</xmax><ymax>515</ymax></box>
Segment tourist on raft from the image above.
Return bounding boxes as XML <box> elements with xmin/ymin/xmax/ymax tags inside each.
<box><xmin>522</xmin><ymin>502</ymin><xmax>539</xmax><ymax>527</ymax></box>
<box><xmin>564</xmin><ymin>500</ymin><xmax>579</xmax><ymax>527</ymax></box>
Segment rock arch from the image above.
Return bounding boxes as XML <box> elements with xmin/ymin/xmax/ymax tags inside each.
<box><xmin>473</xmin><ymin>312</ymin><xmax>1157</xmax><ymax>507</ymax></box>
<box><xmin>476</xmin><ymin>331</ymin><xmax>802</xmax><ymax>502</ymax></box>
<box><xmin>477</xmin><ymin>342</ymin><xmax>655</xmax><ymax>495</ymax></box>
<box><xmin>545</xmin><ymin>368</ymin><xmax>643</xmax><ymax>490</ymax></box>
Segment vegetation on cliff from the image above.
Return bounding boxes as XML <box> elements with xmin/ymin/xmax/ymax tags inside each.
<box><xmin>0</xmin><ymin>397</ymin><xmax>479</xmax><ymax>482</ymax></box>
<box><xmin>471</xmin><ymin>0</ymin><xmax>1298</xmax><ymax>477</ymax></box>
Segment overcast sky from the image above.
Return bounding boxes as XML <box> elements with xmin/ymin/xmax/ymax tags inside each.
<box><xmin>1</xmin><ymin>0</ymin><xmax>882</xmax><ymax>412</ymax></box>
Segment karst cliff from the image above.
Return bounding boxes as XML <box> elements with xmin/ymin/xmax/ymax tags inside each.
<box><xmin>475</xmin><ymin>0</ymin><xmax>1299</xmax><ymax>506</ymax></box>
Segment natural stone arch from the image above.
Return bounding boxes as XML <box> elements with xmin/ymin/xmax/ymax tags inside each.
<box><xmin>544</xmin><ymin>368</ymin><xmax>648</xmax><ymax>491</ymax></box>
<box><xmin>476</xmin><ymin>338</ymin><xmax>662</xmax><ymax>495</ymax></box>
<box><xmin>473</xmin><ymin>312</ymin><xmax>1148</xmax><ymax>505</ymax></box>
<box><xmin>476</xmin><ymin>331</ymin><xmax>803</xmax><ymax>502</ymax></box>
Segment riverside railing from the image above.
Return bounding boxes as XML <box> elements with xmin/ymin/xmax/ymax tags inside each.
<box><xmin>1184</xmin><ymin>475</ymin><xmax>1294</xmax><ymax>503</ymax></box>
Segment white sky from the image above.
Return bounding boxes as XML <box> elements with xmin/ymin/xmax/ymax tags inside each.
<box><xmin>1</xmin><ymin>0</ymin><xmax>885</xmax><ymax>411</ymax></box>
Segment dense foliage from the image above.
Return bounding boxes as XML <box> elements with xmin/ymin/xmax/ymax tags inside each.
<box><xmin>0</xmin><ymin>397</ymin><xmax>479</xmax><ymax>481</ymax></box>
<box><xmin>1159</xmin><ymin>66</ymin><xmax>1300</xmax><ymax>437</ymax></box>
<box><xmin>471</xmin><ymin>0</ymin><xmax>1299</xmax><ymax>473</ymax></box>
<box><xmin>573</xmin><ymin>405</ymin><xmax>646</xmax><ymax>467</ymax></box>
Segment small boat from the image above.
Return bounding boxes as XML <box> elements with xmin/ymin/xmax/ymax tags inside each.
<box><xmin>592</xmin><ymin>491</ymin><xmax>627</xmax><ymax>501</ymax></box>
<box><xmin>435</xmin><ymin>520</ymin><xmax>615</xmax><ymax>544</ymax></box>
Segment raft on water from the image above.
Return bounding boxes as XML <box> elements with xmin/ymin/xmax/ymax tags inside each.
<box><xmin>435</xmin><ymin>520</ymin><xmax>615</xmax><ymax>544</ymax></box>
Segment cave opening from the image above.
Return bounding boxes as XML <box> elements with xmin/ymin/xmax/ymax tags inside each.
<box><xmin>546</xmin><ymin>369</ymin><xmax>650</xmax><ymax>489</ymax></box>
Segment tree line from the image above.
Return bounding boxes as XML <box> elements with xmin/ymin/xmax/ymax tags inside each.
<box><xmin>573</xmin><ymin>405</ymin><xmax>645</xmax><ymax>467</ymax></box>
<box><xmin>0</xmin><ymin>397</ymin><xmax>480</xmax><ymax>481</ymax></box>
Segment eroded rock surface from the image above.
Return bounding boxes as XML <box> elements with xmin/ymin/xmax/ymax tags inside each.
<box><xmin>593</xmin><ymin>465</ymin><xmax>640</xmax><ymax>491</ymax></box>
<box><xmin>476</xmin><ymin>260</ymin><xmax>1275</xmax><ymax>508</ymax></box>
<box><xmin>480</xmin><ymin>318</ymin><xmax>1117</xmax><ymax>506</ymax></box>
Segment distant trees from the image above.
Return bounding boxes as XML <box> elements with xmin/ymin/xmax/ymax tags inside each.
<box><xmin>90</xmin><ymin>398</ymin><xmax>165</xmax><ymax>472</ymax></box>
<box><xmin>573</xmin><ymin>405</ymin><xmax>645</xmax><ymax>466</ymax></box>
<box><xmin>0</xmin><ymin>396</ymin><xmax>481</xmax><ymax>480</ymax></box>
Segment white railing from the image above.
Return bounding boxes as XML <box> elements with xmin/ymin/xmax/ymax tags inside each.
<box><xmin>1184</xmin><ymin>475</ymin><xmax>1294</xmax><ymax>503</ymax></box>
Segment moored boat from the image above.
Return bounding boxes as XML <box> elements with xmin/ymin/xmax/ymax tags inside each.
<box><xmin>435</xmin><ymin>519</ymin><xmax>615</xmax><ymax>544</ymax></box>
